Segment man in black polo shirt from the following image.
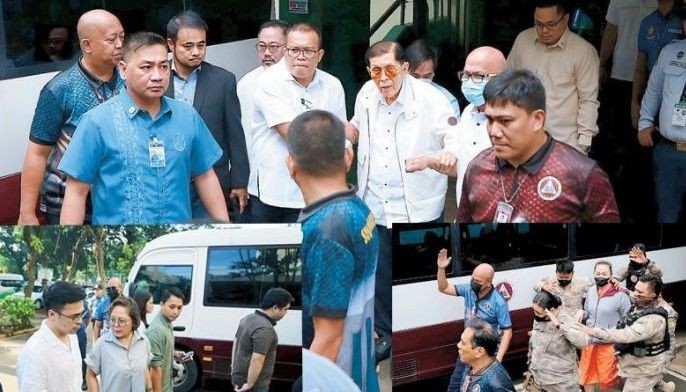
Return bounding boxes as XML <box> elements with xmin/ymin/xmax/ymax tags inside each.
<box><xmin>231</xmin><ymin>288</ymin><xmax>294</xmax><ymax>392</ymax></box>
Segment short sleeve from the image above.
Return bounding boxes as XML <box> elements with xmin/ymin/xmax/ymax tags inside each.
<box><xmin>93</xmin><ymin>298</ymin><xmax>109</xmax><ymax>321</ymax></box>
<box><xmin>17</xmin><ymin>349</ymin><xmax>48</xmax><ymax>391</ymax></box>
<box><xmin>84</xmin><ymin>339</ymin><xmax>102</xmax><ymax>375</ymax></box>
<box><xmin>637</xmin><ymin>19</ymin><xmax>649</xmax><ymax>53</ymax></box>
<box><xmin>455</xmin><ymin>283</ymin><xmax>469</xmax><ymax>297</ymax></box>
<box><xmin>496</xmin><ymin>300</ymin><xmax>513</xmax><ymax>329</ymax></box>
<box><xmin>254</xmin><ymin>82</ymin><xmax>298</xmax><ymax>128</ymax></box>
<box><xmin>29</xmin><ymin>87</ymin><xmax>63</xmax><ymax>145</ymax></box>
<box><xmin>190</xmin><ymin>111</ymin><xmax>223</xmax><ymax>176</ymax></box>
<box><xmin>145</xmin><ymin>327</ymin><xmax>166</xmax><ymax>368</ymax></box>
<box><xmin>605</xmin><ymin>0</ymin><xmax>619</xmax><ymax>25</ymax></box>
<box><xmin>58</xmin><ymin>112</ymin><xmax>104</xmax><ymax>184</ymax></box>
<box><xmin>251</xmin><ymin>326</ymin><xmax>277</xmax><ymax>355</ymax></box>
<box><xmin>306</xmin><ymin>236</ymin><xmax>355</xmax><ymax>319</ymax></box>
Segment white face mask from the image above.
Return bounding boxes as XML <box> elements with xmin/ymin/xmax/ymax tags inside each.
<box><xmin>461</xmin><ymin>78</ymin><xmax>487</xmax><ymax>106</ymax></box>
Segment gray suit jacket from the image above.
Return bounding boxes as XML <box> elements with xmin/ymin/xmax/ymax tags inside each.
<box><xmin>166</xmin><ymin>61</ymin><xmax>249</xmax><ymax>191</ymax></box>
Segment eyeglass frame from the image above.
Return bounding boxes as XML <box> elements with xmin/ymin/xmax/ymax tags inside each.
<box><xmin>534</xmin><ymin>13</ymin><xmax>567</xmax><ymax>30</ymax></box>
<box><xmin>255</xmin><ymin>43</ymin><xmax>285</xmax><ymax>53</ymax></box>
<box><xmin>457</xmin><ymin>71</ymin><xmax>498</xmax><ymax>84</ymax></box>
<box><xmin>109</xmin><ymin>316</ymin><xmax>132</xmax><ymax>327</ymax></box>
<box><xmin>368</xmin><ymin>64</ymin><xmax>402</xmax><ymax>80</ymax></box>
<box><xmin>285</xmin><ymin>46</ymin><xmax>321</xmax><ymax>59</ymax></box>
<box><xmin>54</xmin><ymin>309</ymin><xmax>86</xmax><ymax>322</ymax></box>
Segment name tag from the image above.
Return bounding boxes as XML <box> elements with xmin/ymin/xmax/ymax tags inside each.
<box><xmin>149</xmin><ymin>138</ymin><xmax>166</xmax><ymax>168</ymax></box>
<box><xmin>494</xmin><ymin>201</ymin><xmax>513</xmax><ymax>223</ymax></box>
<box><xmin>672</xmin><ymin>103</ymin><xmax>686</xmax><ymax>127</ymax></box>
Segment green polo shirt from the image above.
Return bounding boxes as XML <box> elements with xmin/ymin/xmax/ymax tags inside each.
<box><xmin>146</xmin><ymin>312</ymin><xmax>175</xmax><ymax>392</ymax></box>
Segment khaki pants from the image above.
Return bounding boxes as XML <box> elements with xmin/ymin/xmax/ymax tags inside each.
<box><xmin>623</xmin><ymin>374</ymin><xmax>662</xmax><ymax>392</ymax></box>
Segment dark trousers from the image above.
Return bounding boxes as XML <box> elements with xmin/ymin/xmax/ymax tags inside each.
<box><xmin>653</xmin><ymin>140</ymin><xmax>686</xmax><ymax>222</ymax></box>
<box><xmin>247</xmin><ymin>195</ymin><xmax>300</xmax><ymax>223</ymax></box>
<box><xmin>375</xmin><ymin>225</ymin><xmax>393</xmax><ymax>344</ymax></box>
<box><xmin>190</xmin><ymin>185</ymin><xmax>250</xmax><ymax>223</ymax></box>
<box><xmin>593</xmin><ymin>78</ymin><xmax>655</xmax><ymax>222</ymax></box>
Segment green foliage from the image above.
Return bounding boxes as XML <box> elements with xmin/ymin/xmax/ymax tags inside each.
<box><xmin>0</xmin><ymin>296</ymin><xmax>36</xmax><ymax>331</ymax></box>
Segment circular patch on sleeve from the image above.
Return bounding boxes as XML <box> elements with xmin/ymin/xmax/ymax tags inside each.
<box><xmin>537</xmin><ymin>176</ymin><xmax>562</xmax><ymax>201</ymax></box>
<box><xmin>448</xmin><ymin>116</ymin><xmax>458</xmax><ymax>126</ymax></box>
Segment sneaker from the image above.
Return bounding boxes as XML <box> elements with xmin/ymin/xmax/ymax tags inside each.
<box><xmin>661</xmin><ymin>380</ymin><xmax>676</xmax><ymax>392</ymax></box>
<box><xmin>81</xmin><ymin>381</ymin><xmax>88</xmax><ymax>391</ymax></box>
<box><xmin>375</xmin><ymin>337</ymin><xmax>391</xmax><ymax>363</ymax></box>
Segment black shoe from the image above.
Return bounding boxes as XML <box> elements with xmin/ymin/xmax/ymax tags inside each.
<box><xmin>81</xmin><ymin>381</ymin><xmax>88</xmax><ymax>390</ymax></box>
<box><xmin>375</xmin><ymin>337</ymin><xmax>391</xmax><ymax>363</ymax></box>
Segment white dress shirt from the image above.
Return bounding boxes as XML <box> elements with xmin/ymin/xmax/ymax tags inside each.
<box><xmin>237</xmin><ymin>65</ymin><xmax>267</xmax><ymax>165</ymax></box>
<box><xmin>16</xmin><ymin>320</ymin><xmax>82</xmax><ymax>392</ymax></box>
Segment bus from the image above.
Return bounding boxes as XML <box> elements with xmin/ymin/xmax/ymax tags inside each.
<box><xmin>125</xmin><ymin>224</ymin><xmax>302</xmax><ymax>391</ymax></box>
<box><xmin>391</xmin><ymin>223</ymin><xmax>686</xmax><ymax>386</ymax></box>
<box><xmin>0</xmin><ymin>273</ymin><xmax>24</xmax><ymax>299</ymax></box>
<box><xmin>0</xmin><ymin>0</ymin><xmax>609</xmax><ymax>223</ymax></box>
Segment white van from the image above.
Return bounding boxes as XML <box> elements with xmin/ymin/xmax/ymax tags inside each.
<box><xmin>0</xmin><ymin>273</ymin><xmax>24</xmax><ymax>299</ymax></box>
<box><xmin>125</xmin><ymin>224</ymin><xmax>302</xmax><ymax>392</ymax></box>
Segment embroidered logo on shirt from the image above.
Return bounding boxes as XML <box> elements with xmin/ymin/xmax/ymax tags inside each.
<box><xmin>678</xmin><ymin>51</ymin><xmax>685</xmax><ymax>60</ymax></box>
<box><xmin>174</xmin><ymin>133</ymin><xmax>186</xmax><ymax>151</ymax></box>
<box><xmin>537</xmin><ymin>176</ymin><xmax>562</xmax><ymax>201</ymax></box>
<box><xmin>448</xmin><ymin>116</ymin><xmax>458</xmax><ymax>126</ymax></box>
<box><xmin>647</xmin><ymin>26</ymin><xmax>656</xmax><ymax>39</ymax></box>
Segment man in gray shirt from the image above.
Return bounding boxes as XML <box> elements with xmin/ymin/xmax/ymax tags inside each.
<box><xmin>146</xmin><ymin>287</ymin><xmax>186</xmax><ymax>392</ymax></box>
<box><xmin>231</xmin><ymin>288</ymin><xmax>294</xmax><ymax>392</ymax></box>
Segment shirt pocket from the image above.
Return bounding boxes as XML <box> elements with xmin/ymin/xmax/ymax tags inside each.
<box><xmin>663</xmin><ymin>65</ymin><xmax>686</xmax><ymax>95</ymax></box>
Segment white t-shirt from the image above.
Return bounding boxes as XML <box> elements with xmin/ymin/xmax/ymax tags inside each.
<box><xmin>606</xmin><ymin>0</ymin><xmax>655</xmax><ymax>81</ymax></box>
<box><xmin>237</xmin><ymin>65</ymin><xmax>266</xmax><ymax>167</ymax></box>
<box><xmin>248</xmin><ymin>59</ymin><xmax>347</xmax><ymax>208</ymax></box>
<box><xmin>16</xmin><ymin>320</ymin><xmax>83</xmax><ymax>392</ymax></box>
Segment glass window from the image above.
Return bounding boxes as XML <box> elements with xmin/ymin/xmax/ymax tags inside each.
<box><xmin>574</xmin><ymin>223</ymin><xmax>662</xmax><ymax>259</ymax></box>
<box><xmin>205</xmin><ymin>246</ymin><xmax>301</xmax><ymax>309</ymax></box>
<box><xmin>131</xmin><ymin>265</ymin><xmax>193</xmax><ymax>304</ymax></box>
<box><xmin>660</xmin><ymin>223</ymin><xmax>686</xmax><ymax>248</ymax></box>
<box><xmin>392</xmin><ymin>223</ymin><xmax>452</xmax><ymax>284</ymax></box>
<box><xmin>456</xmin><ymin>223</ymin><xmax>568</xmax><ymax>276</ymax></box>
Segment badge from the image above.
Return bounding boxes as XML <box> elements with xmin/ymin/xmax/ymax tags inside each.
<box><xmin>471</xmin><ymin>385</ymin><xmax>481</xmax><ymax>392</ymax></box>
<box><xmin>448</xmin><ymin>116</ymin><xmax>458</xmax><ymax>126</ymax></box>
<box><xmin>672</xmin><ymin>103</ymin><xmax>686</xmax><ymax>127</ymax></box>
<box><xmin>148</xmin><ymin>137</ymin><xmax>166</xmax><ymax>168</ymax></box>
<box><xmin>174</xmin><ymin>132</ymin><xmax>186</xmax><ymax>152</ymax></box>
<box><xmin>537</xmin><ymin>176</ymin><xmax>562</xmax><ymax>201</ymax></box>
<box><xmin>630</xmin><ymin>275</ymin><xmax>638</xmax><ymax>283</ymax></box>
<box><xmin>494</xmin><ymin>201</ymin><xmax>513</xmax><ymax>223</ymax></box>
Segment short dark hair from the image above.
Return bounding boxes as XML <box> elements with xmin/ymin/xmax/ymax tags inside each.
<box><xmin>109</xmin><ymin>296</ymin><xmax>142</xmax><ymax>332</ymax></box>
<box><xmin>465</xmin><ymin>318</ymin><xmax>499</xmax><ymax>357</ymax></box>
<box><xmin>595</xmin><ymin>260</ymin><xmax>613</xmax><ymax>274</ymax></box>
<box><xmin>259</xmin><ymin>20</ymin><xmax>288</xmax><ymax>37</ymax></box>
<box><xmin>160</xmin><ymin>287</ymin><xmax>186</xmax><ymax>304</ymax></box>
<box><xmin>632</xmin><ymin>243</ymin><xmax>647</xmax><ymax>255</ymax></box>
<box><xmin>287</xmin><ymin>110</ymin><xmax>346</xmax><ymax>176</ymax></box>
<box><xmin>532</xmin><ymin>291</ymin><xmax>562</xmax><ymax>310</ymax></box>
<box><xmin>639</xmin><ymin>273</ymin><xmax>663</xmax><ymax>296</ymax></box>
<box><xmin>260</xmin><ymin>288</ymin><xmax>295</xmax><ymax>310</ymax></box>
<box><xmin>167</xmin><ymin>11</ymin><xmax>208</xmax><ymax>40</ymax></box>
<box><xmin>44</xmin><ymin>281</ymin><xmax>85</xmax><ymax>313</ymax></box>
<box><xmin>405</xmin><ymin>39</ymin><xmax>435</xmax><ymax>71</ymax></box>
<box><xmin>484</xmin><ymin>69</ymin><xmax>546</xmax><ymax>114</ymax></box>
<box><xmin>133</xmin><ymin>289</ymin><xmax>152</xmax><ymax>327</ymax></box>
<box><xmin>287</xmin><ymin>22</ymin><xmax>323</xmax><ymax>48</ymax></box>
<box><xmin>365</xmin><ymin>40</ymin><xmax>405</xmax><ymax>66</ymax></box>
<box><xmin>555</xmin><ymin>260</ymin><xmax>574</xmax><ymax>274</ymax></box>
<box><xmin>123</xmin><ymin>31</ymin><xmax>167</xmax><ymax>61</ymax></box>
<box><xmin>534</xmin><ymin>0</ymin><xmax>568</xmax><ymax>14</ymax></box>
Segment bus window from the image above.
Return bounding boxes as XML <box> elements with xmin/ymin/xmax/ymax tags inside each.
<box><xmin>392</xmin><ymin>223</ymin><xmax>452</xmax><ymax>284</ymax></box>
<box><xmin>204</xmin><ymin>246</ymin><xmax>302</xmax><ymax>308</ymax></box>
<box><xmin>661</xmin><ymin>224</ymin><xmax>686</xmax><ymax>248</ymax></box>
<box><xmin>457</xmin><ymin>223</ymin><xmax>568</xmax><ymax>275</ymax></box>
<box><xmin>574</xmin><ymin>223</ymin><xmax>662</xmax><ymax>259</ymax></box>
<box><xmin>131</xmin><ymin>265</ymin><xmax>193</xmax><ymax>304</ymax></box>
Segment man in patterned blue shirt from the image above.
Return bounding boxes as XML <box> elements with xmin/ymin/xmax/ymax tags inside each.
<box><xmin>58</xmin><ymin>32</ymin><xmax>228</xmax><ymax>224</ymax></box>
<box><xmin>287</xmin><ymin>110</ymin><xmax>379</xmax><ymax>392</ymax></box>
<box><xmin>19</xmin><ymin>9</ymin><xmax>125</xmax><ymax>224</ymax></box>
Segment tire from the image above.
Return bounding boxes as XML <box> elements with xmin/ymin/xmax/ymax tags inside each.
<box><xmin>34</xmin><ymin>299</ymin><xmax>42</xmax><ymax>309</ymax></box>
<box><xmin>173</xmin><ymin>355</ymin><xmax>199</xmax><ymax>392</ymax></box>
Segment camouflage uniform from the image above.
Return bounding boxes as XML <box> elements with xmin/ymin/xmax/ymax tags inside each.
<box><xmin>528</xmin><ymin>313</ymin><xmax>588</xmax><ymax>392</ymax></box>
<box><xmin>535</xmin><ymin>275</ymin><xmax>593</xmax><ymax>318</ymax></box>
<box><xmin>654</xmin><ymin>298</ymin><xmax>678</xmax><ymax>392</ymax></box>
<box><xmin>593</xmin><ymin>304</ymin><xmax>669</xmax><ymax>392</ymax></box>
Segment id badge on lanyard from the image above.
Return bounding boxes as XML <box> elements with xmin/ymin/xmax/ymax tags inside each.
<box><xmin>672</xmin><ymin>102</ymin><xmax>686</xmax><ymax>127</ymax></box>
<box><xmin>494</xmin><ymin>201</ymin><xmax>514</xmax><ymax>223</ymax></box>
<box><xmin>149</xmin><ymin>137</ymin><xmax>166</xmax><ymax>168</ymax></box>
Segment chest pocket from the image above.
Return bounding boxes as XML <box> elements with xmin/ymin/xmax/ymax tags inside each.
<box><xmin>664</xmin><ymin>65</ymin><xmax>686</xmax><ymax>95</ymax></box>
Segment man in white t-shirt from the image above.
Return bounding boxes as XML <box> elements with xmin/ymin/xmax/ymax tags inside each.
<box><xmin>17</xmin><ymin>281</ymin><xmax>86</xmax><ymax>392</ymax></box>
<box><xmin>237</xmin><ymin>20</ymin><xmax>288</xmax><ymax>168</ymax></box>
<box><xmin>248</xmin><ymin>22</ymin><xmax>347</xmax><ymax>223</ymax></box>
<box><xmin>596</xmin><ymin>0</ymin><xmax>656</xmax><ymax>222</ymax></box>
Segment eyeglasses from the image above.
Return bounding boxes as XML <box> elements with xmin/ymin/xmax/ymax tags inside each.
<box><xmin>109</xmin><ymin>317</ymin><xmax>131</xmax><ymax>327</ymax></box>
<box><xmin>369</xmin><ymin>65</ymin><xmax>400</xmax><ymax>80</ymax></box>
<box><xmin>55</xmin><ymin>310</ymin><xmax>85</xmax><ymax>322</ymax></box>
<box><xmin>256</xmin><ymin>43</ymin><xmax>284</xmax><ymax>53</ymax></box>
<box><xmin>534</xmin><ymin>14</ymin><xmax>567</xmax><ymax>30</ymax></box>
<box><xmin>457</xmin><ymin>71</ymin><xmax>497</xmax><ymax>84</ymax></box>
<box><xmin>286</xmin><ymin>47</ymin><xmax>320</xmax><ymax>59</ymax></box>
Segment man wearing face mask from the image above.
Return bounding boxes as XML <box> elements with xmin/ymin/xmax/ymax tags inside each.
<box><xmin>437</xmin><ymin>250</ymin><xmax>512</xmax><ymax>392</ymax></box>
<box><xmin>454</xmin><ymin>46</ymin><xmax>507</xmax><ymax>206</ymax></box>
<box><xmin>585</xmin><ymin>274</ymin><xmax>673</xmax><ymax>392</ymax></box>
<box><xmin>405</xmin><ymin>39</ymin><xmax>460</xmax><ymax>117</ymax></box>
<box><xmin>534</xmin><ymin>260</ymin><xmax>592</xmax><ymax>321</ymax></box>
<box><xmin>579</xmin><ymin>261</ymin><xmax>631</xmax><ymax>392</ymax></box>
<box><xmin>612</xmin><ymin>243</ymin><xmax>663</xmax><ymax>290</ymax></box>
<box><xmin>92</xmin><ymin>277</ymin><xmax>123</xmax><ymax>341</ymax></box>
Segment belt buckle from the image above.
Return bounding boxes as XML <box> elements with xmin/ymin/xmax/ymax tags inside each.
<box><xmin>677</xmin><ymin>142</ymin><xmax>686</xmax><ymax>152</ymax></box>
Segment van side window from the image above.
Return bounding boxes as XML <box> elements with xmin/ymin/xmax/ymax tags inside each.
<box><xmin>205</xmin><ymin>247</ymin><xmax>301</xmax><ymax>308</ymax></box>
<box><xmin>131</xmin><ymin>265</ymin><xmax>193</xmax><ymax>304</ymax></box>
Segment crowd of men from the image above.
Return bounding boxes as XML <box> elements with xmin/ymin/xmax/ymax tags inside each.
<box><xmin>14</xmin><ymin>278</ymin><xmax>294</xmax><ymax>392</ymax></box>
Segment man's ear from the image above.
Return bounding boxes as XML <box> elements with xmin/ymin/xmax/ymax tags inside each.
<box><xmin>344</xmin><ymin>146</ymin><xmax>354</xmax><ymax>173</ymax></box>
<box><xmin>117</xmin><ymin>60</ymin><xmax>127</xmax><ymax>80</ymax></box>
<box><xmin>531</xmin><ymin>109</ymin><xmax>546</xmax><ymax>133</ymax></box>
<box><xmin>167</xmin><ymin>38</ymin><xmax>175</xmax><ymax>53</ymax></box>
<box><xmin>286</xmin><ymin>154</ymin><xmax>297</xmax><ymax>179</ymax></box>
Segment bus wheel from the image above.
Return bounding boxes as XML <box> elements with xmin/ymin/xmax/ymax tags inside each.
<box><xmin>173</xmin><ymin>357</ymin><xmax>199</xmax><ymax>392</ymax></box>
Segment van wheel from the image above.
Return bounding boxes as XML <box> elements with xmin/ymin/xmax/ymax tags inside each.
<box><xmin>173</xmin><ymin>357</ymin><xmax>199</xmax><ymax>392</ymax></box>
<box><xmin>34</xmin><ymin>299</ymin><xmax>42</xmax><ymax>309</ymax></box>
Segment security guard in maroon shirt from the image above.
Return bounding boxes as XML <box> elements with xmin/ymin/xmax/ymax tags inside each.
<box><xmin>457</xmin><ymin>69</ymin><xmax>619</xmax><ymax>223</ymax></box>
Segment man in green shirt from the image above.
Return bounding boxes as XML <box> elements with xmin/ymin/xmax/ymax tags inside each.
<box><xmin>146</xmin><ymin>287</ymin><xmax>186</xmax><ymax>392</ymax></box>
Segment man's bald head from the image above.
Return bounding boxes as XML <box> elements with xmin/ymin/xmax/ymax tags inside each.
<box><xmin>472</xmin><ymin>263</ymin><xmax>495</xmax><ymax>284</ymax></box>
<box><xmin>107</xmin><ymin>277</ymin><xmax>123</xmax><ymax>293</ymax></box>
<box><xmin>77</xmin><ymin>9</ymin><xmax>121</xmax><ymax>40</ymax></box>
<box><xmin>77</xmin><ymin>9</ymin><xmax>124</xmax><ymax>69</ymax></box>
<box><xmin>464</xmin><ymin>46</ymin><xmax>506</xmax><ymax>76</ymax></box>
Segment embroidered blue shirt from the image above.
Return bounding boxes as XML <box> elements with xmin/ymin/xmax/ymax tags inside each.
<box><xmin>58</xmin><ymin>89</ymin><xmax>222</xmax><ymax>224</ymax></box>
<box><xmin>638</xmin><ymin>10</ymin><xmax>683</xmax><ymax>71</ymax></box>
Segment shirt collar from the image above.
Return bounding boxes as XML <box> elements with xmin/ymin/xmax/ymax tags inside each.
<box><xmin>171</xmin><ymin>60</ymin><xmax>202</xmax><ymax>80</ymax></box>
<box><xmin>298</xmin><ymin>185</ymin><xmax>358</xmax><ymax>222</ymax></box>
<box><xmin>40</xmin><ymin>320</ymin><xmax>69</xmax><ymax>348</ymax></box>
<box><xmin>121</xmin><ymin>89</ymin><xmax>173</xmax><ymax>119</ymax></box>
<box><xmin>255</xmin><ymin>309</ymin><xmax>277</xmax><ymax>326</ymax></box>
<box><xmin>476</xmin><ymin>286</ymin><xmax>495</xmax><ymax>302</ymax></box>
<box><xmin>77</xmin><ymin>57</ymin><xmax>120</xmax><ymax>90</ymax></box>
<box><xmin>154</xmin><ymin>311</ymin><xmax>174</xmax><ymax>328</ymax></box>
<box><xmin>495</xmin><ymin>133</ymin><xmax>554</xmax><ymax>174</ymax></box>
<box><xmin>103</xmin><ymin>328</ymin><xmax>146</xmax><ymax>348</ymax></box>
<box><xmin>534</xmin><ymin>26</ymin><xmax>569</xmax><ymax>49</ymax></box>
